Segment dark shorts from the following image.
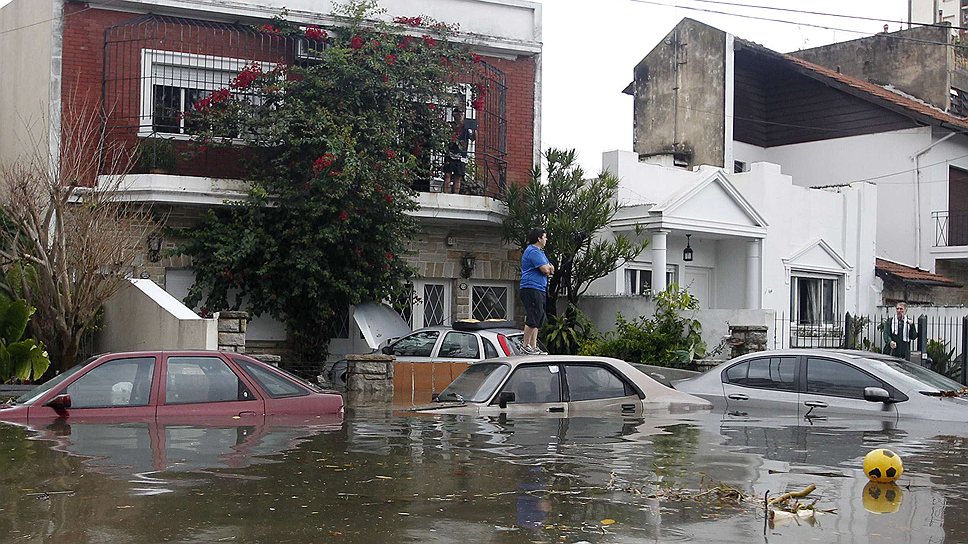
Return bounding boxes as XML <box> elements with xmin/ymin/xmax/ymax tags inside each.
<box><xmin>520</xmin><ymin>288</ymin><xmax>547</xmax><ymax>329</ymax></box>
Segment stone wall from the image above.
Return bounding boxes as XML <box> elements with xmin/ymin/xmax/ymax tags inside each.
<box><xmin>217</xmin><ymin>311</ymin><xmax>248</xmax><ymax>352</ymax></box>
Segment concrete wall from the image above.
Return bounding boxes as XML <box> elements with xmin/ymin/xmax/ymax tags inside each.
<box><xmin>632</xmin><ymin>19</ymin><xmax>726</xmax><ymax>169</ymax></box>
<box><xmin>790</xmin><ymin>26</ymin><xmax>953</xmax><ymax>111</ymax></box>
<box><xmin>748</xmin><ymin>126</ymin><xmax>968</xmax><ymax>280</ymax></box>
<box><xmin>0</xmin><ymin>0</ymin><xmax>58</xmax><ymax>166</ymax></box>
<box><xmin>100</xmin><ymin>279</ymin><xmax>217</xmax><ymax>352</ymax></box>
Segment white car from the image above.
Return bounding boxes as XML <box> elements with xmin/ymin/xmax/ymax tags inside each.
<box><xmin>413</xmin><ymin>355</ymin><xmax>711</xmax><ymax>416</ymax></box>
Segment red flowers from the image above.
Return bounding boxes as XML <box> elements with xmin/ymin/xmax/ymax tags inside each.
<box><xmin>398</xmin><ymin>36</ymin><xmax>412</xmax><ymax>49</ymax></box>
<box><xmin>384</xmin><ymin>149</ymin><xmax>397</xmax><ymax>159</ymax></box>
<box><xmin>230</xmin><ymin>64</ymin><xmax>262</xmax><ymax>90</ymax></box>
<box><xmin>422</xmin><ymin>35</ymin><xmax>437</xmax><ymax>47</ymax></box>
<box><xmin>312</xmin><ymin>153</ymin><xmax>337</xmax><ymax>174</ymax></box>
<box><xmin>305</xmin><ymin>26</ymin><xmax>327</xmax><ymax>41</ymax></box>
<box><xmin>350</xmin><ymin>35</ymin><xmax>364</xmax><ymax>49</ymax></box>
<box><xmin>194</xmin><ymin>87</ymin><xmax>231</xmax><ymax>110</ymax></box>
<box><xmin>384</xmin><ymin>53</ymin><xmax>397</xmax><ymax>65</ymax></box>
<box><xmin>260</xmin><ymin>24</ymin><xmax>280</xmax><ymax>34</ymax></box>
<box><xmin>472</xmin><ymin>85</ymin><xmax>488</xmax><ymax>111</ymax></box>
<box><xmin>471</xmin><ymin>54</ymin><xmax>483</xmax><ymax>64</ymax></box>
<box><xmin>338</xmin><ymin>210</ymin><xmax>349</xmax><ymax>222</ymax></box>
<box><xmin>385</xmin><ymin>251</ymin><xmax>394</xmax><ymax>260</ymax></box>
<box><xmin>393</xmin><ymin>16</ymin><xmax>423</xmax><ymax>27</ymax></box>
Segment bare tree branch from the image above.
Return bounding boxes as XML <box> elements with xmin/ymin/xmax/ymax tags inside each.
<box><xmin>0</xmin><ymin>94</ymin><xmax>162</xmax><ymax>371</ymax></box>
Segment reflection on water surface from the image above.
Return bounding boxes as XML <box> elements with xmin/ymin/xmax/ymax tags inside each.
<box><xmin>0</xmin><ymin>407</ymin><xmax>966</xmax><ymax>543</ymax></box>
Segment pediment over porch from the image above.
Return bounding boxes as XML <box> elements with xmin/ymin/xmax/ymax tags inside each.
<box><xmin>612</xmin><ymin>169</ymin><xmax>767</xmax><ymax>238</ymax></box>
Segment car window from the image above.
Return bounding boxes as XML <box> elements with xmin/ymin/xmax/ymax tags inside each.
<box><xmin>499</xmin><ymin>365</ymin><xmax>562</xmax><ymax>403</ymax></box>
<box><xmin>65</xmin><ymin>357</ymin><xmax>155</xmax><ymax>408</ymax></box>
<box><xmin>724</xmin><ymin>357</ymin><xmax>797</xmax><ymax>391</ymax></box>
<box><xmin>438</xmin><ymin>332</ymin><xmax>480</xmax><ymax>359</ymax></box>
<box><xmin>438</xmin><ymin>363</ymin><xmax>510</xmax><ymax>403</ymax></box>
<box><xmin>388</xmin><ymin>331</ymin><xmax>440</xmax><ymax>357</ymax></box>
<box><xmin>166</xmin><ymin>357</ymin><xmax>254</xmax><ymax>404</ymax></box>
<box><xmin>565</xmin><ymin>364</ymin><xmax>632</xmax><ymax>401</ymax></box>
<box><xmin>805</xmin><ymin>357</ymin><xmax>883</xmax><ymax>399</ymax></box>
<box><xmin>483</xmin><ymin>339</ymin><xmax>499</xmax><ymax>359</ymax></box>
<box><xmin>234</xmin><ymin>359</ymin><xmax>309</xmax><ymax>398</ymax></box>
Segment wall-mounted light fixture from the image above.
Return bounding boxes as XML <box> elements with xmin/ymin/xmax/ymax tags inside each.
<box><xmin>460</xmin><ymin>252</ymin><xmax>476</xmax><ymax>279</ymax></box>
<box><xmin>683</xmin><ymin>234</ymin><xmax>694</xmax><ymax>262</ymax></box>
<box><xmin>147</xmin><ymin>235</ymin><xmax>163</xmax><ymax>263</ymax></box>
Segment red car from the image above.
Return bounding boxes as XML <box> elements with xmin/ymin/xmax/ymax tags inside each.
<box><xmin>0</xmin><ymin>351</ymin><xmax>343</xmax><ymax>423</ymax></box>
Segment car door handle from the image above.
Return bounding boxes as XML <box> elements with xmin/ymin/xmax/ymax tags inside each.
<box><xmin>727</xmin><ymin>394</ymin><xmax>749</xmax><ymax>401</ymax></box>
<box><xmin>548</xmin><ymin>406</ymin><xmax>564</xmax><ymax>413</ymax></box>
<box><xmin>237</xmin><ymin>411</ymin><xmax>258</xmax><ymax>417</ymax></box>
<box><xmin>621</xmin><ymin>404</ymin><xmax>637</xmax><ymax>413</ymax></box>
<box><xmin>804</xmin><ymin>401</ymin><xmax>828</xmax><ymax>409</ymax></box>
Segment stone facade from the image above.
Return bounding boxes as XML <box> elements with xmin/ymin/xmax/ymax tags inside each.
<box><xmin>728</xmin><ymin>324</ymin><xmax>768</xmax><ymax>358</ymax></box>
<box><xmin>217</xmin><ymin>311</ymin><xmax>249</xmax><ymax>353</ymax></box>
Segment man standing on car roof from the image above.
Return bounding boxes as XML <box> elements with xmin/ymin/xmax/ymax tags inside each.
<box><xmin>520</xmin><ymin>227</ymin><xmax>554</xmax><ymax>355</ymax></box>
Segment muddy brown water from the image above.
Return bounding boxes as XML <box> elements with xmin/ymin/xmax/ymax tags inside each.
<box><xmin>1</xmin><ymin>402</ymin><xmax>967</xmax><ymax>543</ymax></box>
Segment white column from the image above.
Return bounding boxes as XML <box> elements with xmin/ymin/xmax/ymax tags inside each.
<box><xmin>651</xmin><ymin>230</ymin><xmax>669</xmax><ymax>294</ymax></box>
<box><xmin>746</xmin><ymin>239</ymin><xmax>762</xmax><ymax>309</ymax></box>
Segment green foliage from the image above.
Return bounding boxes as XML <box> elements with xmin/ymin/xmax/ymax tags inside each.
<box><xmin>502</xmin><ymin>148</ymin><xmax>648</xmax><ymax>317</ymax></box>
<box><xmin>180</xmin><ymin>1</ymin><xmax>481</xmax><ymax>359</ymax></box>
<box><xmin>846</xmin><ymin>314</ymin><xmax>877</xmax><ymax>351</ymax></box>
<box><xmin>135</xmin><ymin>137</ymin><xmax>177</xmax><ymax>173</ymax></box>
<box><xmin>540</xmin><ymin>304</ymin><xmax>597</xmax><ymax>355</ymax></box>
<box><xmin>580</xmin><ymin>284</ymin><xmax>706</xmax><ymax>368</ymax></box>
<box><xmin>0</xmin><ymin>292</ymin><xmax>50</xmax><ymax>383</ymax></box>
<box><xmin>926</xmin><ymin>338</ymin><xmax>959</xmax><ymax>380</ymax></box>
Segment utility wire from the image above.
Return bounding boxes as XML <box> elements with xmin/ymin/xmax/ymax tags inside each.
<box><xmin>680</xmin><ymin>0</ymin><xmax>968</xmax><ymax>33</ymax></box>
<box><xmin>626</xmin><ymin>0</ymin><xmax>968</xmax><ymax>52</ymax></box>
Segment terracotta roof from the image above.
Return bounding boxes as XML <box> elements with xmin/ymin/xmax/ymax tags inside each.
<box><xmin>875</xmin><ymin>258</ymin><xmax>963</xmax><ymax>287</ymax></box>
<box><xmin>780</xmin><ymin>54</ymin><xmax>968</xmax><ymax>133</ymax></box>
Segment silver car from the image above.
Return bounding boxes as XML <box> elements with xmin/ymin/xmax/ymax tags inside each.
<box><xmin>380</xmin><ymin>323</ymin><xmax>527</xmax><ymax>363</ymax></box>
<box><xmin>675</xmin><ymin>349</ymin><xmax>968</xmax><ymax>422</ymax></box>
<box><xmin>414</xmin><ymin>355</ymin><xmax>711</xmax><ymax>416</ymax></box>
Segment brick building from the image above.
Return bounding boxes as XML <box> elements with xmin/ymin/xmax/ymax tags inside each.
<box><xmin>0</xmin><ymin>0</ymin><xmax>542</xmax><ymax>360</ymax></box>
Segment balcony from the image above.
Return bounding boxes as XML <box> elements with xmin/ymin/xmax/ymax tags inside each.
<box><xmin>105</xmin><ymin>14</ymin><xmax>509</xmax><ymax>198</ymax></box>
<box><xmin>933</xmin><ymin>211</ymin><xmax>968</xmax><ymax>247</ymax></box>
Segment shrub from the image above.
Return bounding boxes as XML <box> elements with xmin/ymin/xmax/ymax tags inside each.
<box><xmin>580</xmin><ymin>284</ymin><xmax>706</xmax><ymax>369</ymax></box>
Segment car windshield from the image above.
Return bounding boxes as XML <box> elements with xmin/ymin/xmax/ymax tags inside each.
<box><xmin>436</xmin><ymin>363</ymin><xmax>510</xmax><ymax>403</ymax></box>
<box><xmin>13</xmin><ymin>358</ymin><xmax>96</xmax><ymax>405</ymax></box>
<box><xmin>866</xmin><ymin>354</ymin><xmax>965</xmax><ymax>391</ymax></box>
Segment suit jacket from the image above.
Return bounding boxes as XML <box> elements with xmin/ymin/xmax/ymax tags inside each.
<box><xmin>882</xmin><ymin>316</ymin><xmax>918</xmax><ymax>354</ymax></box>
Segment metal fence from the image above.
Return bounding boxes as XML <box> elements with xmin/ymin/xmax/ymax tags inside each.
<box><xmin>773</xmin><ymin>310</ymin><xmax>968</xmax><ymax>383</ymax></box>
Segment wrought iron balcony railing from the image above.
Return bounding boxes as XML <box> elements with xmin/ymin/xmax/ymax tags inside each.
<box><xmin>933</xmin><ymin>211</ymin><xmax>968</xmax><ymax>247</ymax></box>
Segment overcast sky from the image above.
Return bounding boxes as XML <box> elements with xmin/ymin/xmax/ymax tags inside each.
<box><xmin>538</xmin><ymin>0</ymin><xmax>910</xmax><ymax>174</ymax></box>
<box><xmin>0</xmin><ymin>0</ymin><xmax>912</xmax><ymax>174</ymax></box>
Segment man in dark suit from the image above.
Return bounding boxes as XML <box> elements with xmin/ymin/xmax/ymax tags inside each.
<box><xmin>882</xmin><ymin>301</ymin><xmax>918</xmax><ymax>360</ymax></box>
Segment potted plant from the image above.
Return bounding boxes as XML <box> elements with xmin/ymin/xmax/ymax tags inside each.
<box><xmin>136</xmin><ymin>137</ymin><xmax>177</xmax><ymax>174</ymax></box>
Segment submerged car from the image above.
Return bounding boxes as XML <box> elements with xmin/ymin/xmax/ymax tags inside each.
<box><xmin>0</xmin><ymin>351</ymin><xmax>343</xmax><ymax>423</ymax></box>
<box><xmin>675</xmin><ymin>349</ymin><xmax>968</xmax><ymax>421</ymax></box>
<box><xmin>413</xmin><ymin>355</ymin><xmax>711</xmax><ymax>415</ymax></box>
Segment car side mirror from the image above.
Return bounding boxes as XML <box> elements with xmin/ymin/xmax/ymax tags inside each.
<box><xmin>431</xmin><ymin>392</ymin><xmax>440</xmax><ymax>402</ymax></box>
<box><xmin>498</xmin><ymin>391</ymin><xmax>515</xmax><ymax>409</ymax></box>
<box><xmin>44</xmin><ymin>394</ymin><xmax>72</xmax><ymax>411</ymax></box>
<box><xmin>381</xmin><ymin>346</ymin><xmax>393</xmax><ymax>355</ymax></box>
<box><xmin>864</xmin><ymin>387</ymin><xmax>893</xmax><ymax>403</ymax></box>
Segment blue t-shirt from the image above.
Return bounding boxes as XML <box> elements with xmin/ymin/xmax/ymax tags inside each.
<box><xmin>520</xmin><ymin>245</ymin><xmax>550</xmax><ymax>291</ymax></box>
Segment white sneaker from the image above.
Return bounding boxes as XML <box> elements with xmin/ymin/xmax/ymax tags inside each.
<box><xmin>521</xmin><ymin>346</ymin><xmax>540</xmax><ymax>355</ymax></box>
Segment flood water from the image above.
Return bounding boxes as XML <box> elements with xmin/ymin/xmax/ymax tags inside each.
<box><xmin>2</xmin><ymin>402</ymin><xmax>968</xmax><ymax>543</ymax></box>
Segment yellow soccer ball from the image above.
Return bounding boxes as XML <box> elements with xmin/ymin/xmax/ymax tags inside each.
<box><xmin>862</xmin><ymin>482</ymin><xmax>903</xmax><ymax>514</ymax></box>
<box><xmin>863</xmin><ymin>448</ymin><xmax>904</xmax><ymax>483</ymax></box>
